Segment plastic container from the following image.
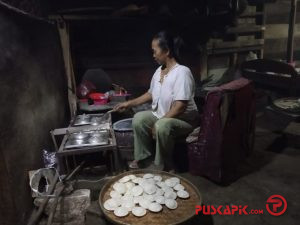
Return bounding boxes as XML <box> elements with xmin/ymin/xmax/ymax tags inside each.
<box><xmin>89</xmin><ymin>92</ymin><xmax>108</xmax><ymax>105</ymax></box>
<box><xmin>113</xmin><ymin>118</ymin><xmax>134</xmax><ymax>160</ymax></box>
<box><xmin>89</xmin><ymin>92</ymin><xmax>105</xmax><ymax>99</ymax></box>
<box><xmin>110</xmin><ymin>93</ymin><xmax>131</xmax><ymax>103</ymax></box>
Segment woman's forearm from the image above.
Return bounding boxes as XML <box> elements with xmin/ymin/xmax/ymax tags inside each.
<box><xmin>127</xmin><ymin>92</ymin><xmax>152</xmax><ymax>107</ymax></box>
<box><xmin>163</xmin><ymin>100</ymin><xmax>187</xmax><ymax>118</ymax></box>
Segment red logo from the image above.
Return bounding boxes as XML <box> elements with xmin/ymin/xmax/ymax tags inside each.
<box><xmin>266</xmin><ymin>195</ymin><xmax>287</xmax><ymax>216</ymax></box>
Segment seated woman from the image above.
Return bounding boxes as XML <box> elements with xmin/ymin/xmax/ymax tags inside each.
<box><xmin>114</xmin><ymin>31</ymin><xmax>200</xmax><ymax>171</ymax></box>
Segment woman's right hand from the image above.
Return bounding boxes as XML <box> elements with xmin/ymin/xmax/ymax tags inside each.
<box><xmin>113</xmin><ymin>101</ymin><xmax>131</xmax><ymax>112</ymax></box>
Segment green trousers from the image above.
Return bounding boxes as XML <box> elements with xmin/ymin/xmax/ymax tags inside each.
<box><xmin>132</xmin><ymin>111</ymin><xmax>194</xmax><ymax>167</ymax></box>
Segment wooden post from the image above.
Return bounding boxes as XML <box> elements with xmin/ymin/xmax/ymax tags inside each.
<box><xmin>229</xmin><ymin>53</ymin><xmax>238</xmax><ymax>68</ymax></box>
<box><xmin>56</xmin><ymin>17</ymin><xmax>77</xmax><ymax>117</ymax></box>
<box><xmin>287</xmin><ymin>0</ymin><xmax>297</xmax><ymax>64</ymax></box>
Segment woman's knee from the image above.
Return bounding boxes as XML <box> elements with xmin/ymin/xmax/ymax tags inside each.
<box><xmin>154</xmin><ymin>118</ymin><xmax>172</xmax><ymax>136</ymax></box>
<box><xmin>132</xmin><ymin>111</ymin><xmax>151</xmax><ymax>128</ymax></box>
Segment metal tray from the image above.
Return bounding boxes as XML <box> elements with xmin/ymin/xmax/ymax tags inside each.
<box><xmin>73</xmin><ymin>113</ymin><xmax>109</xmax><ymax>126</ymax></box>
<box><xmin>64</xmin><ymin>130</ymin><xmax>110</xmax><ymax>149</ymax></box>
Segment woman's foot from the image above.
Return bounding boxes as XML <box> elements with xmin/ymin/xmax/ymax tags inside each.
<box><xmin>128</xmin><ymin>160</ymin><xmax>139</xmax><ymax>169</ymax></box>
<box><xmin>128</xmin><ymin>156</ymin><xmax>153</xmax><ymax>169</ymax></box>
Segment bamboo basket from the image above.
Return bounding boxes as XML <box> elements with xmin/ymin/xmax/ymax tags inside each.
<box><xmin>99</xmin><ymin>169</ymin><xmax>202</xmax><ymax>225</ymax></box>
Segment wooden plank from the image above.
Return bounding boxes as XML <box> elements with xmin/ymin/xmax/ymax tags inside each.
<box><xmin>207</xmin><ymin>39</ymin><xmax>264</xmax><ymax>49</ymax></box>
<box><xmin>0</xmin><ymin>1</ymin><xmax>52</xmax><ymax>24</ymax></box>
<box><xmin>56</xmin><ymin>7</ymin><xmax>114</xmax><ymax>14</ymax></box>
<box><xmin>237</xmin><ymin>18</ymin><xmax>256</xmax><ymax>25</ymax></box>
<box><xmin>207</xmin><ymin>45</ymin><xmax>263</xmax><ymax>55</ymax></box>
<box><xmin>286</xmin><ymin>0</ymin><xmax>298</xmax><ymax>63</ymax></box>
<box><xmin>83</xmin><ymin>62</ymin><xmax>154</xmax><ymax>70</ymax></box>
<box><xmin>266</xmin><ymin>13</ymin><xmax>300</xmax><ymax>24</ymax></box>
<box><xmin>226</xmin><ymin>25</ymin><xmax>265</xmax><ymax>34</ymax></box>
<box><xmin>49</xmin><ymin>14</ymin><xmax>207</xmax><ymax>22</ymax></box>
<box><xmin>56</xmin><ymin>18</ymin><xmax>77</xmax><ymax>117</ymax></box>
<box><xmin>265</xmin><ymin>0</ymin><xmax>300</xmax><ymax>14</ymax></box>
<box><xmin>49</xmin><ymin>15</ymin><xmax>123</xmax><ymax>21</ymax></box>
<box><xmin>264</xmin><ymin>37</ymin><xmax>300</xmax><ymax>54</ymax></box>
<box><xmin>265</xmin><ymin>24</ymin><xmax>300</xmax><ymax>39</ymax></box>
<box><xmin>265</xmin><ymin>0</ymin><xmax>300</xmax><ymax>24</ymax></box>
<box><xmin>264</xmin><ymin>50</ymin><xmax>300</xmax><ymax>60</ymax></box>
<box><xmin>239</xmin><ymin>12</ymin><xmax>264</xmax><ymax>18</ymax></box>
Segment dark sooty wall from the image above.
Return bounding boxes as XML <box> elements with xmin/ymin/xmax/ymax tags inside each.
<box><xmin>0</xmin><ymin>9</ymin><xmax>69</xmax><ymax>225</ymax></box>
<box><xmin>70</xmin><ymin>18</ymin><xmax>204</xmax><ymax>97</ymax></box>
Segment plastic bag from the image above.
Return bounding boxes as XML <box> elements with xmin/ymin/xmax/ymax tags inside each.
<box><xmin>76</xmin><ymin>80</ymin><xmax>96</xmax><ymax>98</ymax></box>
<box><xmin>42</xmin><ymin>149</ymin><xmax>57</xmax><ymax>168</ymax></box>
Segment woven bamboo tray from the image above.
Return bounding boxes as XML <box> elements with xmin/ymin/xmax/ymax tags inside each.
<box><xmin>99</xmin><ymin>169</ymin><xmax>202</xmax><ymax>225</ymax></box>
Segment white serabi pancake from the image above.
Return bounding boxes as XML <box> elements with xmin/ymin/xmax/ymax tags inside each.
<box><xmin>155</xmin><ymin>195</ymin><xmax>165</xmax><ymax>205</ymax></box>
<box><xmin>110</xmin><ymin>190</ymin><xmax>121</xmax><ymax>199</ymax></box>
<box><xmin>113</xmin><ymin>182</ymin><xmax>126</xmax><ymax>194</ymax></box>
<box><xmin>114</xmin><ymin>207</ymin><xmax>129</xmax><ymax>217</ymax></box>
<box><xmin>119</xmin><ymin>175</ymin><xmax>131</xmax><ymax>183</ymax></box>
<box><xmin>143</xmin><ymin>173</ymin><xmax>154</xmax><ymax>179</ymax></box>
<box><xmin>164</xmin><ymin>191</ymin><xmax>177</xmax><ymax>200</ymax></box>
<box><xmin>139</xmin><ymin>198</ymin><xmax>151</xmax><ymax>209</ymax></box>
<box><xmin>144</xmin><ymin>183</ymin><xmax>157</xmax><ymax>195</ymax></box>
<box><xmin>177</xmin><ymin>190</ymin><xmax>190</xmax><ymax>199</ymax></box>
<box><xmin>165</xmin><ymin>199</ymin><xmax>178</xmax><ymax>210</ymax></box>
<box><xmin>148</xmin><ymin>202</ymin><xmax>162</xmax><ymax>213</ymax></box>
<box><xmin>132</xmin><ymin>206</ymin><xmax>147</xmax><ymax>217</ymax></box>
<box><xmin>153</xmin><ymin>175</ymin><xmax>162</xmax><ymax>182</ymax></box>
<box><xmin>131</xmin><ymin>185</ymin><xmax>143</xmax><ymax>196</ymax></box>
<box><xmin>174</xmin><ymin>184</ymin><xmax>185</xmax><ymax>191</ymax></box>
<box><xmin>104</xmin><ymin>198</ymin><xmax>121</xmax><ymax>211</ymax></box>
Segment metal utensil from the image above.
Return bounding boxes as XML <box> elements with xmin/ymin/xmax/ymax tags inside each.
<box><xmin>90</xmin><ymin>110</ymin><xmax>114</xmax><ymax>125</ymax></box>
<box><xmin>99</xmin><ymin>109</ymin><xmax>114</xmax><ymax>123</ymax></box>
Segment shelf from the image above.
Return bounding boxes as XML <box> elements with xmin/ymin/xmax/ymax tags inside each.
<box><xmin>239</xmin><ymin>12</ymin><xmax>264</xmax><ymax>18</ymax></box>
<box><xmin>207</xmin><ymin>39</ymin><xmax>264</xmax><ymax>49</ymax></box>
<box><xmin>207</xmin><ymin>45</ymin><xmax>263</xmax><ymax>55</ymax></box>
<box><xmin>49</xmin><ymin>14</ymin><xmax>207</xmax><ymax>22</ymax></box>
<box><xmin>226</xmin><ymin>25</ymin><xmax>265</xmax><ymax>34</ymax></box>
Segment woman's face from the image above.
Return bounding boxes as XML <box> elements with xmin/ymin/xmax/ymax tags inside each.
<box><xmin>151</xmin><ymin>38</ymin><xmax>169</xmax><ymax>65</ymax></box>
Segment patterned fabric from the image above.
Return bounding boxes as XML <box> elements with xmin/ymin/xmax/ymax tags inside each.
<box><xmin>187</xmin><ymin>78</ymin><xmax>256</xmax><ymax>183</ymax></box>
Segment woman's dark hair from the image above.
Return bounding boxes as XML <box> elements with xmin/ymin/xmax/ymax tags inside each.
<box><xmin>153</xmin><ymin>30</ymin><xmax>184</xmax><ymax>63</ymax></box>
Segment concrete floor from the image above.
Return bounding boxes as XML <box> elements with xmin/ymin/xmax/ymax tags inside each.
<box><xmin>84</xmin><ymin>109</ymin><xmax>300</xmax><ymax>225</ymax></box>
